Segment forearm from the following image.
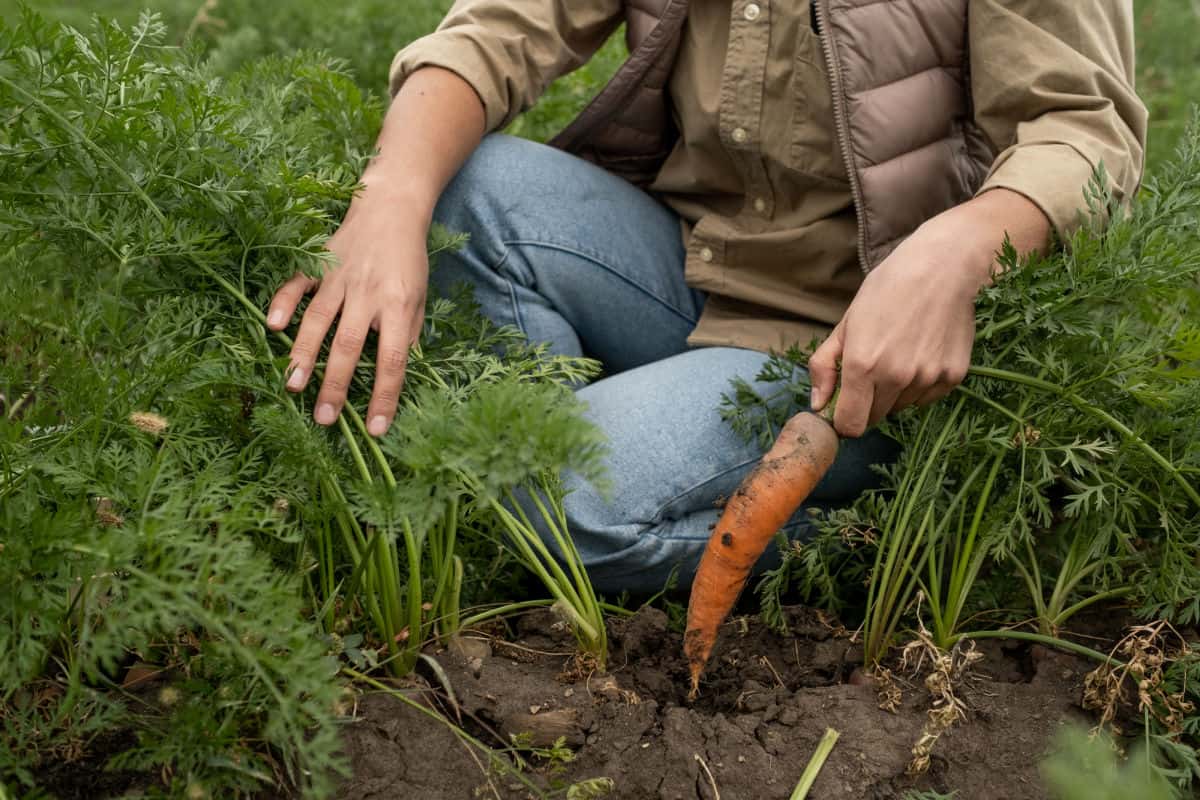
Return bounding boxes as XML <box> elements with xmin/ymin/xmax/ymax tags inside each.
<box><xmin>924</xmin><ymin>188</ymin><xmax>1053</xmax><ymax>286</ymax></box>
<box><xmin>359</xmin><ymin>67</ymin><xmax>486</xmax><ymax>222</ymax></box>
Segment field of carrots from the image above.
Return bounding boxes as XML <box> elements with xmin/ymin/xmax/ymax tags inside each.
<box><xmin>2</xmin><ymin>2</ymin><xmax>1200</xmax><ymax>799</ymax></box>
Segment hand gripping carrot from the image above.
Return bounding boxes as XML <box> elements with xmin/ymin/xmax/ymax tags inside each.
<box><xmin>684</xmin><ymin>410</ymin><xmax>839</xmax><ymax>697</ymax></box>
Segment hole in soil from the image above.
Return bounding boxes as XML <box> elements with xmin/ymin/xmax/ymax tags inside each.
<box><xmin>972</xmin><ymin>638</ymin><xmax>1037</xmax><ymax>684</ymax></box>
<box><xmin>607</xmin><ymin>606</ymin><xmax>860</xmax><ymax>714</ymax></box>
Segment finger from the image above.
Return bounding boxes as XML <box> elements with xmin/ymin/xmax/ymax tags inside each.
<box><xmin>408</xmin><ymin>301</ymin><xmax>426</xmax><ymax>344</ymax></box>
<box><xmin>314</xmin><ymin>304</ymin><xmax>374</xmax><ymax>426</ymax></box>
<box><xmin>868</xmin><ymin>380</ymin><xmax>904</xmax><ymax>429</ymax></box>
<box><xmin>915</xmin><ymin>361</ymin><xmax>969</xmax><ymax>408</ymax></box>
<box><xmin>807</xmin><ymin>324</ymin><xmax>845</xmax><ymax>411</ymax></box>
<box><xmin>366</xmin><ymin>313</ymin><xmax>413</xmax><ymax>437</ymax></box>
<box><xmin>285</xmin><ymin>281</ymin><xmax>345</xmax><ymax>393</ymax></box>
<box><xmin>833</xmin><ymin>359</ymin><xmax>873</xmax><ymax>439</ymax></box>
<box><xmin>915</xmin><ymin>383</ymin><xmax>955</xmax><ymax>408</ymax></box>
<box><xmin>893</xmin><ymin>382</ymin><xmax>927</xmax><ymax>412</ymax></box>
<box><xmin>894</xmin><ymin>368</ymin><xmax>937</xmax><ymax>412</ymax></box>
<box><xmin>267</xmin><ymin>273</ymin><xmax>319</xmax><ymax>330</ymax></box>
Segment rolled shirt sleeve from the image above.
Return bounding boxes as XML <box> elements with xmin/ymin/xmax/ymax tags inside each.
<box><xmin>970</xmin><ymin>1</ymin><xmax>1148</xmax><ymax>237</ymax></box>
<box><xmin>389</xmin><ymin>0</ymin><xmax>623</xmax><ymax>133</ymax></box>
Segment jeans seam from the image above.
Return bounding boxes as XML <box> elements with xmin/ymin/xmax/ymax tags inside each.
<box><xmin>484</xmin><ymin>246</ymin><xmax>528</xmax><ymax>336</ymax></box>
<box><xmin>649</xmin><ymin>455</ymin><xmax>762</xmax><ymax>524</ymax></box>
<box><xmin>501</xmin><ymin>239</ymin><xmax>697</xmax><ymax>325</ymax></box>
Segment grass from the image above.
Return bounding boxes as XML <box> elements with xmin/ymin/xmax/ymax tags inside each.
<box><xmin>1136</xmin><ymin>0</ymin><xmax>1200</xmax><ymax>174</ymax></box>
<box><xmin>2</xmin><ymin>0</ymin><xmax>625</xmax><ymax>143</ymax></box>
<box><xmin>4</xmin><ymin>0</ymin><xmax>1193</xmax><ymax>161</ymax></box>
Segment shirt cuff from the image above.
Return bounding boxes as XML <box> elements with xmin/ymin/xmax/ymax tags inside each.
<box><xmin>389</xmin><ymin>33</ymin><xmax>514</xmax><ymax>133</ymax></box>
<box><xmin>976</xmin><ymin>143</ymin><xmax>1105</xmax><ymax>240</ymax></box>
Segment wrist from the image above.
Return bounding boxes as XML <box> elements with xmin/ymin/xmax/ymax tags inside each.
<box><xmin>910</xmin><ymin>211</ymin><xmax>996</xmax><ymax>290</ymax></box>
<box><xmin>961</xmin><ymin>188</ymin><xmax>1052</xmax><ymax>260</ymax></box>
<box><xmin>922</xmin><ymin>189</ymin><xmax>1052</xmax><ymax>282</ymax></box>
<box><xmin>357</xmin><ymin>163</ymin><xmax>438</xmax><ymax>225</ymax></box>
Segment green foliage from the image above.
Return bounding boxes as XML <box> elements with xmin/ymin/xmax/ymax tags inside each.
<box><xmin>0</xmin><ymin>0</ymin><xmax>621</xmax><ymax>147</ymax></box>
<box><xmin>0</xmin><ymin>9</ymin><xmax>608</xmax><ymax>796</ymax></box>
<box><xmin>0</xmin><ymin>0</ymin><xmax>198</xmax><ymax>32</ymax></box>
<box><xmin>0</xmin><ymin>349</ymin><xmax>346</xmax><ymax>796</ymax></box>
<box><xmin>1136</xmin><ymin>0</ymin><xmax>1200</xmax><ymax>174</ymax></box>
<box><xmin>503</xmin><ymin>732</ymin><xmax>576</xmax><ymax>774</ymax></box>
<box><xmin>1042</xmin><ymin>728</ymin><xmax>1174</xmax><ymax>800</ymax></box>
<box><xmin>719</xmin><ymin>344</ymin><xmax>816</xmax><ymax>450</ymax></box>
<box><xmin>192</xmin><ymin>0</ymin><xmax>450</xmax><ymax>91</ymax></box>
<box><xmin>192</xmin><ymin>0</ymin><xmax>624</xmax><ymax>145</ymax></box>
<box><xmin>751</xmin><ymin>121</ymin><xmax>1200</xmax><ymax>663</ymax></box>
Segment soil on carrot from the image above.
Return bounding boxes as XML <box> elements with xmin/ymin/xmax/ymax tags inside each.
<box><xmin>335</xmin><ymin>606</ymin><xmax>1106</xmax><ymax>800</ymax></box>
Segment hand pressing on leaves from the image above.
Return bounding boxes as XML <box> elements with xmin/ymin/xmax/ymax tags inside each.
<box><xmin>808</xmin><ymin>188</ymin><xmax>1051</xmax><ymax>438</ymax></box>
<box><xmin>267</xmin><ymin>200</ymin><xmax>430</xmax><ymax>437</ymax></box>
<box><xmin>263</xmin><ymin>67</ymin><xmax>485</xmax><ymax>436</ymax></box>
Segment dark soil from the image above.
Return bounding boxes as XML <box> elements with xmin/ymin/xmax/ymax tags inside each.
<box><xmin>335</xmin><ymin>607</ymin><xmax>1099</xmax><ymax>800</ymax></box>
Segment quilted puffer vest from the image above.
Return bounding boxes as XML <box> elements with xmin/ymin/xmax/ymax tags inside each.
<box><xmin>548</xmin><ymin>0</ymin><xmax>996</xmax><ymax>269</ymax></box>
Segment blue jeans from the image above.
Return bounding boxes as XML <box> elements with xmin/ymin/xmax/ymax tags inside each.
<box><xmin>432</xmin><ymin>135</ymin><xmax>895</xmax><ymax>595</ymax></box>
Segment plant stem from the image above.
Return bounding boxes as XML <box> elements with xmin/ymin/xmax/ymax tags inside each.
<box><xmin>1052</xmin><ymin>586</ymin><xmax>1135</xmax><ymax>630</ymax></box>
<box><xmin>955</xmin><ymin>630</ymin><xmax>1122</xmax><ymax>666</ymax></box>
<box><xmin>938</xmin><ymin>443</ymin><xmax>1008</xmax><ymax>646</ymax></box>
<box><xmin>864</xmin><ymin>406</ymin><xmax>939</xmax><ymax>661</ymax></box>
<box><xmin>459</xmin><ymin>599</ymin><xmax>633</xmax><ymax>631</ymax></box>
<box><xmin>790</xmin><ymin>728</ymin><xmax>840</xmax><ymax>800</ymax></box>
<box><xmin>1015</xmin><ymin>539</ymin><xmax>1048</xmax><ymax>629</ymax></box>
<box><xmin>429</xmin><ymin>499</ymin><xmax>460</xmax><ymax>638</ymax></box>
<box><xmin>496</xmin><ymin>502</ymin><xmax>601</xmax><ymax>649</ymax></box>
<box><xmin>336</xmin><ymin>415</ymin><xmax>374</xmax><ymax>484</ymax></box>
<box><xmin>445</xmin><ymin>556</ymin><xmax>463</xmax><ymax>637</ymax></box>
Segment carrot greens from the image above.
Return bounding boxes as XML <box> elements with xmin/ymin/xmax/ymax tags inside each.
<box><xmin>749</xmin><ymin>126</ymin><xmax>1200</xmax><ymax>663</ymax></box>
<box><xmin>0</xmin><ymin>11</ymin><xmax>607</xmax><ymax>796</ymax></box>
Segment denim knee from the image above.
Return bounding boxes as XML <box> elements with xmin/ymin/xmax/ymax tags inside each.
<box><xmin>434</xmin><ymin>134</ymin><xmax>544</xmax><ymax>240</ymax></box>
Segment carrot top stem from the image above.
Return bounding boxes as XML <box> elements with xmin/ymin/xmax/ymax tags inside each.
<box><xmin>814</xmin><ymin>384</ymin><xmax>839</xmax><ymax>427</ymax></box>
<box><xmin>790</xmin><ymin>728</ymin><xmax>840</xmax><ymax>800</ymax></box>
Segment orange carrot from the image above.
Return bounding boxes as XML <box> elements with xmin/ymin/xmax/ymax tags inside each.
<box><xmin>684</xmin><ymin>411</ymin><xmax>839</xmax><ymax>697</ymax></box>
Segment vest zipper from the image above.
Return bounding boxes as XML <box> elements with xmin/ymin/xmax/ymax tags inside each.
<box><xmin>813</xmin><ymin>0</ymin><xmax>871</xmax><ymax>274</ymax></box>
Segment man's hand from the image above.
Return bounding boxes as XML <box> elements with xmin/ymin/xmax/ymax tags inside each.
<box><xmin>267</xmin><ymin>198</ymin><xmax>430</xmax><ymax>437</ymax></box>
<box><xmin>808</xmin><ymin>188</ymin><xmax>1051</xmax><ymax>438</ymax></box>
<box><xmin>263</xmin><ymin>67</ymin><xmax>485</xmax><ymax>437</ymax></box>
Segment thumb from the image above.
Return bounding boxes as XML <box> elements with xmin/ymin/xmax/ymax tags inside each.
<box><xmin>807</xmin><ymin>324</ymin><xmax>844</xmax><ymax>412</ymax></box>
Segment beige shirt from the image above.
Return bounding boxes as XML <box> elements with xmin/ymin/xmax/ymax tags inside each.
<box><xmin>391</xmin><ymin>0</ymin><xmax>1145</xmax><ymax>352</ymax></box>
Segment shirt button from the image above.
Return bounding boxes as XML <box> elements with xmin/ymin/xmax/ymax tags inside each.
<box><xmin>753</xmin><ymin>197</ymin><xmax>767</xmax><ymax>213</ymax></box>
<box><xmin>731</xmin><ymin>127</ymin><xmax>748</xmax><ymax>144</ymax></box>
<box><xmin>744</xmin><ymin>3</ymin><xmax>761</xmax><ymax>21</ymax></box>
<box><xmin>699</xmin><ymin>247</ymin><xmax>714</xmax><ymax>263</ymax></box>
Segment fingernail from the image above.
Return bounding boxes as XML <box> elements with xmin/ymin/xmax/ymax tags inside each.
<box><xmin>267</xmin><ymin>309</ymin><xmax>284</xmax><ymax>328</ymax></box>
<box><xmin>286</xmin><ymin>366</ymin><xmax>307</xmax><ymax>391</ymax></box>
<box><xmin>368</xmin><ymin>415</ymin><xmax>389</xmax><ymax>436</ymax></box>
<box><xmin>315</xmin><ymin>403</ymin><xmax>337</xmax><ymax>425</ymax></box>
<box><xmin>810</xmin><ymin>388</ymin><xmax>824</xmax><ymax>410</ymax></box>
